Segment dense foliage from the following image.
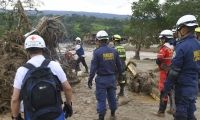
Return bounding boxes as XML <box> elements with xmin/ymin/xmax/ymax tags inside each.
<box><xmin>1</xmin><ymin>0</ymin><xmax>200</xmax><ymax>59</ymax></box>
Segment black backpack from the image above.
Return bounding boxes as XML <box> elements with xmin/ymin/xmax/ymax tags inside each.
<box><xmin>20</xmin><ymin>59</ymin><xmax>63</xmax><ymax>120</ymax></box>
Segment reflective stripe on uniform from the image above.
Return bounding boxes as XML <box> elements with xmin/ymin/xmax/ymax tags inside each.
<box><xmin>120</xmin><ymin>81</ymin><xmax>126</xmax><ymax>83</ymax></box>
<box><xmin>115</xmin><ymin>46</ymin><xmax>126</xmax><ymax>58</ymax></box>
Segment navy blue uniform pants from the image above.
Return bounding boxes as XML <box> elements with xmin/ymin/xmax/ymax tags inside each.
<box><xmin>95</xmin><ymin>75</ymin><xmax>117</xmax><ymax>114</ymax></box>
<box><xmin>174</xmin><ymin>85</ymin><xmax>198</xmax><ymax>119</ymax></box>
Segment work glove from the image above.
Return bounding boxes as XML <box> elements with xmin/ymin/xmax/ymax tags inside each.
<box><xmin>88</xmin><ymin>79</ymin><xmax>92</xmax><ymax>89</ymax></box>
<box><xmin>63</xmin><ymin>102</ymin><xmax>73</xmax><ymax>118</ymax></box>
<box><xmin>160</xmin><ymin>91</ymin><xmax>168</xmax><ymax>103</ymax></box>
<box><xmin>12</xmin><ymin>113</ymin><xmax>24</xmax><ymax>120</ymax></box>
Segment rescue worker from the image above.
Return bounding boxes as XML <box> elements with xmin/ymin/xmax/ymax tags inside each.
<box><xmin>11</xmin><ymin>35</ymin><xmax>72</xmax><ymax>120</ymax></box>
<box><xmin>73</xmin><ymin>37</ymin><xmax>88</xmax><ymax>74</ymax></box>
<box><xmin>87</xmin><ymin>30</ymin><xmax>123</xmax><ymax>120</ymax></box>
<box><xmin>162</xmin><ymin>15</ymin><xmax>200</xmax><ymax>120</ymax></box>
<box><xmin>194</xmin><ymin>27</ymin><xmax>200</xmax><ymax>94</ymax></box>
<box><xmin>112</xmin><ymin>34</ymin><xmax>126</xmax><ymax>96</ymax></box>
<box><xmin>195</xmin><ymin>27</ymin><xmax>200</xmax><ymax>41</ymax></box>
<box><xmin>153</xmin><ymin>29</ymin><xmax>174</xmax><ymax>117</ymax></box>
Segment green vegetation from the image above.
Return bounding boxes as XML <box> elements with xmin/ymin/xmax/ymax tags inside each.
<box><xmin>57</xmin><ymin>14</ymin><xmax>128</xmax><ymax>40</ymax></box>
<box><xmin>1</xmin><ymin>0</ymin><xmax>200</xmax><ymax>59</ymax></box>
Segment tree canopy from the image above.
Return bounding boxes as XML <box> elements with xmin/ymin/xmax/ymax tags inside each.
<box><xmin>124</xmin><ymin>0</ymin><xmax>200</xmax><ymax>59</ymax></box>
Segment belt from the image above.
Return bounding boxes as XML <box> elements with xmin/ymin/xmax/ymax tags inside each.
<box><xmin>98</xmin><ymin>74</ymin><xmax>113</xmax><ymax>76</ymax></box>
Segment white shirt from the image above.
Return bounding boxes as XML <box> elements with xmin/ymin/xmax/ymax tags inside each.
<box><xmin>75</xmin><ymin>44</ymin><xmax>81</xmax><ymax>50</ymax></box>
<box><xmin>13</xmin><ymin>55</ymin><xmax>67</xmax><ymax>89</ymax></box>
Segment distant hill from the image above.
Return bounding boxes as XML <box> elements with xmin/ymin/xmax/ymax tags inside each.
<box><xmin>42</xmin><ymin>10</ymin><xmax>130</xmax><ymax>19</ymax></box>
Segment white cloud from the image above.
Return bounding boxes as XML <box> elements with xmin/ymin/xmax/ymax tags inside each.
<box><xmin>38</xmin><ymin>0</ymin><xmax>136</xmax><ymax>15</ymax></box>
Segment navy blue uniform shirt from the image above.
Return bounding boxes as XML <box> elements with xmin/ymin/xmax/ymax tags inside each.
<box><xmin>88</xmin><ymin>44</ymin><xmax>122</xmax><ymax>81</ymax></box>
<box><xmin>163</xmin><ymin>34</ymin><xmax>200</xmax><ymax>92</ymax></box>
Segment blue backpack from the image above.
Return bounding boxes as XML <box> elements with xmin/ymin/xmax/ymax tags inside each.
<box><xmin>20</xmin><ymin>59</ymin><xmax>63</xmax><ymax>120</ymax></box>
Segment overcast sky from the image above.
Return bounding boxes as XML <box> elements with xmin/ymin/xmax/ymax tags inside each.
<box><xmin>38</xmin><ymin>0</ymin><xmax>166</xmax><ymax>15</ymax></box>
<box><xmin>38</xmin><ymin>0</ymin><xmax>136</xmax><ymax>15</ymax></box>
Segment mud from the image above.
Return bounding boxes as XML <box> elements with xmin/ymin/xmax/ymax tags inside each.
<box><xmin>1</xmin><ymin>46</ymin><xmax>200</xmax><ymax>120</ymax></box>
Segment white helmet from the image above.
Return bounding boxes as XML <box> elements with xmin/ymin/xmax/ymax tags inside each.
<box><xmin>24</xmin><ymin>35</ymin><xmax>46</xmax><ymax>49</ymax></box>
<box><xmin>96</xmin><ymin>30</ymin><xmax>109</xmax><ymax>40</ymax></box>
<box><xmin>159</xmin><ymin>30</ymin><xmax>173</xmax><ymax>39</ymax></box>
<box><xmin>172</xmin><ymin>28</ymin><xmax>176</xmax><ymax>33</ymax></box>
<box><xmin>75</xmin><ymin>37</ymin><xmax>81</xmax><ymax>41</ymax></box>
<box><xmin>176</xmin><ymin>15</ymin><xmax>198</xmax><ymax>30</ymax></box>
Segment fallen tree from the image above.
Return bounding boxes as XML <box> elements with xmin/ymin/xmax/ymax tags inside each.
<box><xmin>126</xmin><ymin>60</ymin><xmax>160</xmax><ymax>101</ymax></box>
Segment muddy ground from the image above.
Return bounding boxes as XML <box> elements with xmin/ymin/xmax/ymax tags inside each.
<box><xmin>1</xmin><ymin>45</ymin><xmax>200</xmax><ymax>120</ymax></box>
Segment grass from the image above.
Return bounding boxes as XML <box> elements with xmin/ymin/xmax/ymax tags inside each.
<box><xmin>91</xmin><ymin>23</ymin><xmax>110</xmax><ymax>30</ymax></box>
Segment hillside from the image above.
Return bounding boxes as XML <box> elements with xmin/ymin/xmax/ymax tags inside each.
<box><xmin>41</xmin><ymin>10</ymin><xmax>130</xmax><ymax>19</ymax></box>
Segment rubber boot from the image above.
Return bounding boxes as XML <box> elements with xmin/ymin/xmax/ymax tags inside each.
<box><xmin>110</xmin><ymin>111</ymin><xmax>116</xmax><ymax>120</ymax></box>
<box><xmin>153</xmin><ymin>101</ymin><xmax>167</xmax><ymax>117</ymax></box>
<box><xmin>98</xmin><ymin>114</ymin><xmax>105</xmax><ymax>120</ymax></box>
<box><xmin>117</xmin><ymin>89</ymin><xmax>124</xmax><ymax>96</ymax></box>
<box><xmin>118</xmin><ymin>83</ymin><xmax>125</xmax><ymax>96</ymax></box>
<box><xmin>166</xmin><ymin>109</ymin><xmax>174</xmax><ymax>114</ymax></box>
<box><xmin>85</xmin><ymin>66</ymin><xmax>89</xmax><ymax>73</ymax></box>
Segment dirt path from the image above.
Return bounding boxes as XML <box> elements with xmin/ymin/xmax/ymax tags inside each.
<box><xmin>68</xmin><ymin>50</ymin><xmax>200</xmax><ymax>120</ymax></box>
<box><xmin>1</xmin><ymin>49</ymin><xmax>200</xmax><ymax>120</ymax></box>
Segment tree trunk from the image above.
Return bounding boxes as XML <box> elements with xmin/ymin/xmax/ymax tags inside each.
<box><xmin>134</xmin><ymin>43</ymin><xmax>141</xmax><ymax>60</ymax></box>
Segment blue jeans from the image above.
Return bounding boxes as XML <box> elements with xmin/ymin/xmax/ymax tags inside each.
<box><xmin>95</xmin><ymin>75</ymin><xmax>117</xmax><ymax>114</ymax></box>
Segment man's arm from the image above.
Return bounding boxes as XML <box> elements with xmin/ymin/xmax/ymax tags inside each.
<box><xmin>62</xmin><ymin>80</ymin><xmax>72</xmax><ymax>105</ymax></box>
<box><xmin>11</xmin><ymin>88</ymin><xmax>21</xmax><ymax>118</ymax></box>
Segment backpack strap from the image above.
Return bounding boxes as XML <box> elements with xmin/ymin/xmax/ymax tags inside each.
<box><xmin>22</xmin><ymin>63</ymin><xmax>36</xmax><ymax>70</ymax></box>
<box><xmin>41</xmin><ymin>59</ymin><xmax>51</xmax><ymax>67</ymax></box>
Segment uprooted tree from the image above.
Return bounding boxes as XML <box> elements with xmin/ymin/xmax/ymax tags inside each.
<box><xmin>0</xmin><ymin>0</ymin><xmax>79</xmax><ymax>113</ymax></box>
<box><xmin>126</xmin><ymin>60</ymin><xmax>160</xmax><ymax>100</ymax></box>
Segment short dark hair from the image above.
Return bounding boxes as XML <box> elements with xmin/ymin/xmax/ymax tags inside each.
<box><xmin>26</xmin><ymin>47</ymin><xmax>43</xmax><ymax>55</ymax></box>
<box><xmin>185</xmin><ymin>26</ymin><xmax>196</xmax><ymax>33</ymax></box>
<box><xmin>99</xmin><ymin>39</ymin><xmax>108</xmax><ymax>44</ymax></box>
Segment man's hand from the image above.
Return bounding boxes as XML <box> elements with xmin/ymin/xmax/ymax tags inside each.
<box><xmin>88</xmin><ymin>79</ymin><xmax>92</xmax><ymax>89</ymax></box>
<box><xmin>63</xmin><ymin>102</ymin><xmax>73</xmax><ymax>118</ymax></box>
<box><xmin>160</xmin><ymin>91</ymin><xmax>168</xmax><ymax>103</ymax></box>
<box><xmin>12</xmin><ymin>113</ymin><xmax>24</xmax><ymax>120</ymax></box>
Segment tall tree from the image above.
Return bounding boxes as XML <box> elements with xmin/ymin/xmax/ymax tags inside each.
<box><xmin>162</xmin><ymin>0</ymin><xmax>200</xmax><ymax>26</ymax></box>
<box><xmin>126</xmin><ymin>0</ymin><xmax>162</xmax><ymax>59</ymax></box>
<box><xmin>0</xmin><ymin>0</ymin><xmax>43</xmax><ymax>31</ymax></box>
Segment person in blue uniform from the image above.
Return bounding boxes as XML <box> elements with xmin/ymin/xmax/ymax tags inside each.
<box><xmin>88</xmin><ymin>30</ymin><xmax>123</xmax><ymax>120</ymax></box>
<box><xmin>162</xmin><ymin>15</ymin><xmax>200</xmax><ymax>120</ymax></box>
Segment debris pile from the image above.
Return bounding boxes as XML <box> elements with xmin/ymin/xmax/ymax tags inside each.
<box><xmin>0</xmin><ymin>0</ymin><xmax>79</xmax><ymax>113</ymax></box>
<box><xmin>126</xmin><ymin>60</ymin><xmax>160</xmax><ymax>100</ymax></box>
<box><xmin>0</xmin><ymin>30</ymin><xmax>27</xmax><ymax>113</ymax></box>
